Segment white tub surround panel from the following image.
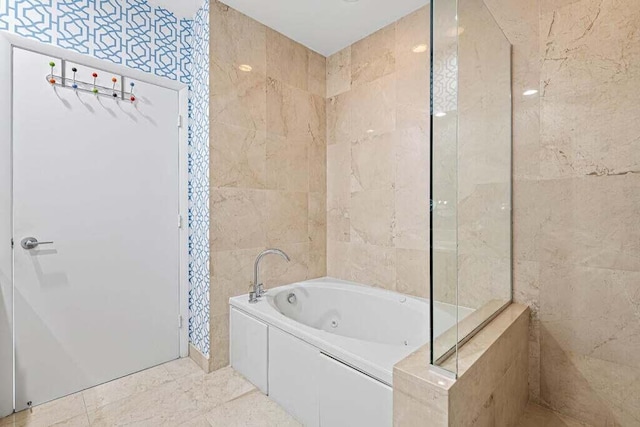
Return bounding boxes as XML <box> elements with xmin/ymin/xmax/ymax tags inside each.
<box><xmin>269</xmin><ymin>327</ymin><xmax>320</xmax><ymax>427</ymax></box>
<box><xmin>229</xmin><ymin>308</ymin><xmax>268</xmax><ymax>393</ymax></box>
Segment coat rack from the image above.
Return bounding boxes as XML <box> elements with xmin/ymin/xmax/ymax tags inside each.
<box><xmin>46</xmin><ymin>60</ymin><xmax>136</xmax><ymax>102</ymax></box>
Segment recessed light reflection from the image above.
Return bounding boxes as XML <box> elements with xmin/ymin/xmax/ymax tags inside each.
<box><xmin>446</xmin><ymin>27</ymin><xmax>465</xmax><ymax>37</ymax></box>
<box><xmin>412</xmin><ymin>44</ymin><xmax>428</xmax><ymax>53</ymax></box>
<box><xmin>434</xmin><ymin>112</ymin><xmax>447</xmax><ymax>117</ymax></box>
<box><xmin>238</xmin><ymin>64</ymin><xmax>253</xmax><ymax>72</ymax></box>
<box><xmin>523</xmin><ymin>89</ymin><xmax>539</xmax><ymax>96</ymax></box>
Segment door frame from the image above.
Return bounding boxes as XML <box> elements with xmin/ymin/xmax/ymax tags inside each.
<box><xmin>0</xmin><ymin>32</ymin><xmax>191</xmax><ymax>416</ymax></box>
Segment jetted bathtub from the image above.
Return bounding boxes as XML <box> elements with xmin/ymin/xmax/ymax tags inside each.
<box><xmin>229</xmin><ymin>277</ymin><xmax>464</xmax><ymax>427</ymax></box>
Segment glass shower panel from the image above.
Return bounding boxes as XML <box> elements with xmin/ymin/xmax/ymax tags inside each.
<box><xmin>430</xmin><ymin>0</ymin><xmax>512</xmax><ymax>374</ymax></box>
<box><xmin>430</xmin><ymin>0</ymin><xmax>460</xmax><ymax>372</ymax></box>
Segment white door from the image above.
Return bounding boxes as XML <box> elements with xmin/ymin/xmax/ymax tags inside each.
<box><xmin>12</xmin><ymin>48</ymin><xmax>180</xmax><ymax>409</ymax></box>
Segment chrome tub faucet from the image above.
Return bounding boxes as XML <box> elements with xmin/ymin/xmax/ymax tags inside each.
<box><xmin>250</xmin><ymin>248</ymin><xmax>290</xmax><ymax>303</ymax></box>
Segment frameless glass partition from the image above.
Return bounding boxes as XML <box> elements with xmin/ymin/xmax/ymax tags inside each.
<box><xmin>430</xmin><ymin>0</ymin><xmax>512</xmax><ymax>375</ymax></box>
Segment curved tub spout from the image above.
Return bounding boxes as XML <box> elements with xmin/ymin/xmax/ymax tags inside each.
<box><xmin>250</xmin><ymin>248</ymin><xmax>290</xmax><ymax>303</ymax></box>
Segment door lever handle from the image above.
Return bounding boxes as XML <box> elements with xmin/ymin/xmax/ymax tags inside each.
<box><xmin>21</xmin><ymin>237</ymin><xmax>54</xmax><ymax>250</ymax></box>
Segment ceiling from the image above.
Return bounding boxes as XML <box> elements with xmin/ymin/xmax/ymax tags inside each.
<box><xmin>146</xmin><ymin>0</ymin><xmax>203</xmax><ymax>19</ymax></box>
<box><xmin>219</xmin><ymin>0</ymin><xmax>429</xmax><ymax>56</ymax></box>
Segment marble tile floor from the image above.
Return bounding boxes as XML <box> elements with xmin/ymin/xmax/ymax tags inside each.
<box><xmin>0</xmin><ymin>358</ymin><xmax>300</xmax><ymax>427</ymax></box>
<box><xmin>0</xmin><ymin>357</ymin><xmax>590</xmax><ymax>427</ymax></box>
<box><xmin>517</xmin><ymin>403</ymin><xmax>591</xmax><ymax>427</ymax></box>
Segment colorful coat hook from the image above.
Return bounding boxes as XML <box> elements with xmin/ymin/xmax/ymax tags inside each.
<box><xmin>130</xmin><ymin>81</ymin><xmax>136</xmax><ymax>102</ymax></box>
<box><xmin>91</xmin><ymin>72</ymin><xmax>99</xmax><ymax>94</ymax></box>
<box><xmin>71</xmin><ymin>67</ymin><xmax>78</xmax><ymax>89</ymax></box>
<box><xmin>46</xmin><ymin>60</ymin><xmax>136</xmax><ymax>102</ymax></box>
<box><xmin>48</xmin><ymin>61</ymin><xmax>56</xmax><ymax>84</ymax></box>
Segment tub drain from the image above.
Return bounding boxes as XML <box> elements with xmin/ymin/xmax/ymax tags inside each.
<box><xmin>331</xmin><ymin>320</ymin><xmax>338</xmax><ymax>328</ymax></box>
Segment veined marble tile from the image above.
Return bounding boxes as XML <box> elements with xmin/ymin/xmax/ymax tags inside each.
<box><xmin>350</xmin><ymin>188</ymin><xmax>395</xmax><ymax>247</ymax></box>
<box><xmin>174</xmin><ymin>367</ymin><xmax>256</xmax><ymax>414</ymax></box>
<box><xmin>210</xmin><ymin>188</ymin><xmax>267</xmax><ymax>252</ymax></box>
<box><xmin>266</xmin><ymin>29</ymin><xmax>309</xmax><ymax>92</ymax></box>
<box><xmin>539</xmin><ymin>326</ymin><xmax>623</xmax><ymax>426</ymax></box>
<box><xmin>513</xmin><ymin>259</ymin><xmax>542</xmax><ymax>402</ymax></box>
<box><xmin>326</xmin><ymin>94</ymin><xmax>351</xmax><ymax>145</ymax></box>
<box><xmin>204</xmin><ymin>390</ymin><xmax>301</xmax><ymax>427</ymax></box>
<box><xmin>349</xmin><ymin>243</ymin><xmax>397</xmax><ymax>291</ymax></box>
<box><xmin>394</xmin><ymin>184</ymin><xmax>430</xmax><ymax>251</ymax></box>
<box><xmin>395</xmin><ymin>248</ymin><xmax>430</xmax><ymax>299</ymax></box>
<box><xmin>540</xmin><ymin>0</ymin><xmax>640</xmax><ymax>98</ymax></box>
<box><xmin>82</xmin><ymin>364</ymin><xmax>173</xmax><ymax>412</ymax></box>
<box><xmin>266</xmin><ymin>191</ymin><xmax>309</xmax><ymax>245</ymax></box>
<box><xmin>326</xmin><ymin>47</ymin><xmax>352</xmax><ymax>98</ymax></box>
<box><xmin>162</xmin><ymin>357</ymin><xmax>205</xmax><ymax>380</ymax></box>
<box><xmin>9</xmin><ymin>393</ymin><xmax>86</xmax><ymax>427</ymax></box>
<box><xmin>349</xmin><ymin>74</ymin><xmax>397</xmax><ymax>142</ymax></box>
<box><xmin>211</xmin><ymin>1</ymin><xmax>266</xmax><ymax>75</ymax></box>
<box><xmin>211</xmin><ymin>247</ymin><xmax>263</xmax><ymax>318</ymax></box>
<box><xmin>540</xmin><ymin>83</ymin><xmax>640</xmax><ymax>179</ymax></box>
<box><xmin>351</xmin><ymin>23</ymin><xmax>396</xmax><ymax>87</ymax></box>
<box><xmin>532</xmin><ymin>176</ymin><xmax>640</xmax><ymax>271</ymax></box>
<box><xmin>308</xmin><ymin>192</ymin><xmax>327</xmax><ymax>248</ymax></box>
<box><xmin>457</xmin><ymin>182</ymin><xmax>511</xmax><ymax>259</ymax></box>
<box><xmin>395</xmin><ymin>6</ymin><xmax>430</xmax><ymax>72</ymax></box>
<box><xmin>210</xmin><ymin>314</ymin><xmax>230</xmax><ymax>371</ymax></box>
<box><xmin>266</xmin><ymin>78</ymin><xmax>325</xmax><ymax>140</ymax></box>
<box><xmin>180</xmin><ymin>415</ymin><xmax>213</xmax><ymax>427</ymax></box>
<box><xmin>326</xmin><ymin>240</ymin><xmax>351</xmax><ymax>281</ymax></box>
<box><xmin>211</xmin><ymin>60</ymin><xmax>267</xmax><ymax>131</ymax></box>
<box><xmin>457</xmin><ymin>253</ymin><xmax>511</xmax><ymax>310</ymax></box>
<box><xmin>308</xmin><ymin>134</ymin><xmax>327</xmax><ymax>194</ymax></box>
<box><xmin>307</xmin><ymin>50</ymin><xmax>326</xmax><ymax>98</ymax></box>
<box><xmin>512</xmin><ymin>96</ymin><xmax>541</xmax><ymax>182</ymax></box>
<box><xmin>211</xmin><ymin>123</ymin><xmax>266</xmax><ymax>189</ymax></box>
<box><xmin>350</xmin><ymin>132</ymin><xmax>396</xmax><ymax>193</ymax></box>
<box><xmin>88</xmin><ymin>380</ymin><xmax>197</xmax><ymax>426</ymax></box>
<box><xmin>517</xmin><ymin>403</ymin><xmax>590</xmax><ymax>427</ymax></box>
<box><xmin>394</xmin><ymin>124</ymin><xmax>429</xmax><ymax>174</ymax></box>
<box><xmin>539</xmin><ymin>263</ymin><xmax>640</xmax><ymax>369</ymax></box>
<box><xmin>327</xmin><ymin>142</ymin><xmax>351</xmax><ymax>243</ymax></box>
<box><xmin>395</xmin><ymin>67</ymin><xmax>430</xmax><ymax>132</ymax></box>
<box><xmin>538</xmin><ymin>0</ymin><xmax>640</xmax><ymax>179</ymax></box>
<box><xmin>265</xmin><ymin>133</ymin><xmax>309</xmax><ymax>192</ymax></box>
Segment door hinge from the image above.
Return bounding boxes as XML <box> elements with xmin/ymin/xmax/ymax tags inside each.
<box><xmin>178</xmin><ymin>315</ymin><xmax>183</xmax><ymax>329</ymax></box>
<box><xmin>11</xmin><ymin>238</ymin><xmax>14</xmax><ymax>249</ymax></box>
<box><xmin>178</xmin><ymin>214</ymin><xmax>183</xmax><ymax>229</ymax></box>
<box><xmin>177</xmin><ymin>115</ymin><xmax>183</xmax><ymax>128</ymax></box>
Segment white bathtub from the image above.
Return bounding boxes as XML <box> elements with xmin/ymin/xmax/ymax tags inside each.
<box><xmin>229</xmin><ymin>277</ymin><xmax>467</xmax><ymax>427</ymax></box>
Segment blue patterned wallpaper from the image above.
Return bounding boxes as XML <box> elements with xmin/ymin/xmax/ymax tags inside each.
<box><xmin>1</xmin><ymin>0</ymin><xmax>211</xmax><ymax>357</ymax></box>
<box><xmin>188</xmin><ymin>1</ymin><xmax>210</xmax><ymax>357</ymax></box>
<box><xmin>0</xmin><ymin>0</ymin><xmax>192</xmax><ymax>82</ymax></box>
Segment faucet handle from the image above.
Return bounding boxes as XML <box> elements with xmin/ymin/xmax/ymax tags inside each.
<box><xmin>249</xmin><ymin>291</ymin><xmax>258</xmax><ymax>304</ymax></box>
<box><xmin>257</xmin><ymin>283</ymin><xmax>266</xmax><ymax>297</ymax></box>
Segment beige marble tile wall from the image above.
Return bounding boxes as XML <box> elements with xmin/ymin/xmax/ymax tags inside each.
<box><xmin>394</xmin><ymin>304</ymin><xmax>530</xmax><ymax>426</ymax></box>
<box><xmin>326</xmin><ymin>6</ymin><xmax>431</xmax><ymax>298</ymax></box>
<box><xmin>483</xmin><ymin>0</ymin><xmax>640</xmax><ymax>424</ymax></box>
<box><xmin>208</xmin><ymin>1</ymin><xmax>327</xmax><ymax>370</ymax></box>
